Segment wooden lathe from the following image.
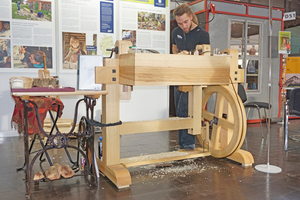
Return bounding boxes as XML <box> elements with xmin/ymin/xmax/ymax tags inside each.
<box><xmin>95</xmin><ymin>40</ymin><xmax>254</xmax><ymax>189</ymax></box>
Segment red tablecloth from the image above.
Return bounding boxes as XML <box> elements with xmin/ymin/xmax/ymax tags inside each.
<box><xmin>11</xmin><ymin>96</ymin><xmax>64</xmax><ymax>135</ymax></box>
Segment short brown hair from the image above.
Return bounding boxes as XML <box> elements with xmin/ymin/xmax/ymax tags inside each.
<box><xmin>173</xmin><ymin>3</ymin><xmax>198</xmax><ymax>25</ymax></box>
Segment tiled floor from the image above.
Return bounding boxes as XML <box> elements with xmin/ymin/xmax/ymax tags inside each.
<box><xmin>1</xmin><ymin>120</ymin><xmax>300</xmax><ymax>200</ymax></box>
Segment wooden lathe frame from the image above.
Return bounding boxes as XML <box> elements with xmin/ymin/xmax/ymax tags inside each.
<box><xmin>95</xmin><ymin>41</ymin><xmax>254</xmax><ymax>189</ymax></box>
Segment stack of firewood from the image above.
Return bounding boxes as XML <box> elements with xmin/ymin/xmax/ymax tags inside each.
<box><xmin>33</xmin><ymin>163</ymin><xmax>74</xmax><ymax>181</ymax></box>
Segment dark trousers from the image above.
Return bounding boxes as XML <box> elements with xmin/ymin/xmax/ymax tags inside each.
<box><xmin>174</xmin><ymin>86</ymin><xmax>195</xmax><ymax>147</ymax></box>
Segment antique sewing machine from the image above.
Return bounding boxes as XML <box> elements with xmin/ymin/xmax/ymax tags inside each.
<box><xmin>95</xmin><ymin>40</ymin><xmax>253</xmax><ymax>189</ymax></box>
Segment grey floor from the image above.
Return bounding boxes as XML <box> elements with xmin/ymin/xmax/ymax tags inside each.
<box><xmin>1</xmin><ymin>120</ymin><xmax>300</xmax><ymax>200</ymax></box>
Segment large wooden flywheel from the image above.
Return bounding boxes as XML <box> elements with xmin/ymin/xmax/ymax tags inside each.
<box><xmin>197</xmin><ymin>85</ymin><xmax>247</xmax><ymax>158</ymax></box>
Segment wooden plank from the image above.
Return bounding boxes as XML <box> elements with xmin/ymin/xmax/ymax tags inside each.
<box><xmin>120</xmin><ymin>117</ymin><xmax>193</xmax><ymax>135</ymax></box>
<box><xmin>119</xmin><ymin>53</ymin><xmax>231</xmax><ymax>86</ymax></box>
<box><xmin>102</xmin><ymin>55</ymin><xmax>121</xmax><ymax>166</ymax></box>
<box><xmin>192</xmin><ymin>86</ymin><xmax>202</xmax><ymax>135</ymax></box>
<box><xmin>102</xmin><ymin>84</ymin><xmax>120</xmax><ymax>166</ymax></box>
<box><xmin>223</xmin><ymin>49</ymin><xmax>244</xmax><ymax>83</ymax></box>
<box><xmin>95</xmin><ymin>66</ymin><xmax>119</xmax><ymax>84</ymax></box>
<box><xmin>188</xmin><ymin>89</ymin><xmax>193</xmax><ymax>135</ymax></box>
<box><xmin>120</xmin><ymin>149</ymin><xmax>211</xmax><ymax>167</ymax></box>
<box><xmin>96</xmin><ymin>58</ymin><xmax>120</xmax><ymax>84</ymax></box>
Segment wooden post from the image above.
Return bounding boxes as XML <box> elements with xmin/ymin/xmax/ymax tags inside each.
<box><xmin>97</xmin><ymin>58</ymin><xmax>131</xmax><ymax>188</ymax></box>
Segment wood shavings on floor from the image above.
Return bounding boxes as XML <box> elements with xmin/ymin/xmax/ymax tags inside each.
<box><xmin>130</xmin><ymin>158</ymin><xmax>221</xmax><ymax>180</ymax></box>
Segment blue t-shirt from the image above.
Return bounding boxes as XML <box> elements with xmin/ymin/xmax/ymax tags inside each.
<box><xmin>172</xmin><ymin>25</ymin><xmax>210</xmax><ymax>52</ymax></box>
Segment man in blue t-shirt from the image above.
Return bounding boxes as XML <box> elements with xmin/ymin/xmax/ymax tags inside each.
<box><xmin>172</xmin><ymin>3</ymin><xmax>210</xmax><ymax>151</ymax></box>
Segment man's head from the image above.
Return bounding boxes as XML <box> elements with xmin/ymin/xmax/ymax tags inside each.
<box><xmin>29</xmin><ymin>50</ymin><xmax>44</xmax><ymax>64</ymax></box>
<box><xmin>173</xmin><ymin>3</ymin><xmax>198</xmax><ymax>33</ymax></box>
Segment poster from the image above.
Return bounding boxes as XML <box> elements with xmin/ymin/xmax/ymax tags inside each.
<box><xmin>0</xmin><ymin>0</ymin><xmax>56</xmax><ymax>71</ymax></box>
<box><xmin>119</xmin><ymin>0</ymin><xmax>169</xmax><ymax>53</ymax></box>
<box><xmin>279</xmin><ymin>31</ymin><xmax>291</xmax><ymax>54</ymax></box>
<box><xmin>58</xmin><ymin>0</ymin><xmax>105</xmax><ymax>71</ymax></box>
<box><xmin>98</xmin><ymin>34</ymin><xmax>115</xmax><ymax>56</ymax></box>
<box><xmin>285</xmin><ymin>57</ymin><xmax>300</xmax><ymax>86</ymax></box>
<box><xmin>100</xmin><ymin>2</ymin><xmax>114</xmax><ymax>33</ymax></box>
<box><xmin>62</xmin><ymin>32</ymin><xmax>87</xmax><ymax>69</ymax></box>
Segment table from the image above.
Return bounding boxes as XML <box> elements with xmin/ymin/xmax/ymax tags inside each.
<box><xmin>12</xmin><ymin>90</ymin><xmax>108</xmax><ymax>197</ymax></box>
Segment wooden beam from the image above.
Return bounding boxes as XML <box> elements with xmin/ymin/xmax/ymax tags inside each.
<box><xmin>95</xmin><ymin>66</ymin><xmax>119</xmax><ymax>84</ymax></box>
<box><xmin>120</xmin><ymin>117</ymin><xmax>194</xmax><ymax>135</ymax></box>
<box><xmin>95</xmin><ymin>58</ymin><xmax>119</xmax><ymax>84</ymax></box>
<box><xmin>121</xmin><ymin>149</ymin><xmax>211</xmax><ymax>167</ymax></box>
<box><xmin>192</xmin><ymin>86</ymin><xmax>202</xmax><ymax>135</ymax></box>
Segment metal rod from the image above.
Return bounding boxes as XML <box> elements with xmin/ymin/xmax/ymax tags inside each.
<box><xmin>284</xmin><ymin>100</ymin><xmax>289</xmax><ymax>150</ymax></box>
<box><xmin>267</xmin><ymin>0</ymin><xmax>273</xmax><ymax>167</ymax></box>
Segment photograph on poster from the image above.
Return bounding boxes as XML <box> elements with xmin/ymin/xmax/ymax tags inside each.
<box><xmin>138</xmin><ymin>12</ymin><xmax>165</xmax><ymax>31</ymax></box>
<box><xmin>12</xmin><ymin>0</ymin><xmax>52</xmax><ymax>22</ymax></box>
<box><xmin>13</xmin><ymin>45</ymin><xmax>52</xmax><ymax>68</ymax></box>
<box><xmin>86</xmin><ymin>34</ymin><xmax>98</xmax><ymax>56</ymax></box>
<box><xmin>281</xmin><ymin>37</ymin><xmax>289</xmax><ymax>50</ymax></box>
<box><xmin>0</xmin><ymin>39</ymin><xmax>11</xmax><ymax>68</ymax></box>
<box><xmin>99</xmin><ymin>34</ymin><xmax>114</xmax><ymax>56</ymax></box>
<box><xmin>122</xmin><ymin>30</ymin><xmax>136</xmax><ymax>46</ymax></box>
<box><xmin>285</xmin><ymin>74</ymin><xmax>300</xmax><ymax>86</ymax></box>
<box><xmin>62</xmin><ymin>32</ymin><xmax>86</xmax><ymax>70</ymax></box>
<box><xmin>0</xmin><ymin>21</ymin><xmax>10</xmax><ymax>38</ymax></box>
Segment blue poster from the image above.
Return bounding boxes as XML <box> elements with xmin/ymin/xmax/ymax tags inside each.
<box><xmin>100</xmin><ymin>2</ymin><xmax>114</xmax><ymax>33</ymax></box>
<box><xmin>86</xmin><ymin>46</ymin><xmax>97</xmax><ymax>51</ymax></box>
<box><xmin>154</xmin><ymin>0</ymin><xmax>165</xmax><ymax>8</ymax></box>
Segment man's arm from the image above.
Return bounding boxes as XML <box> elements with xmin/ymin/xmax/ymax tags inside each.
<box><xmin>172</xmin><ymin>44</ymin><xmax>179</xmax><ymax>54</ymax></box>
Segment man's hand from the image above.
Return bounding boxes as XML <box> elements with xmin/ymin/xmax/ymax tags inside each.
<box><xmin>178</xmin><ymin>50</ymin><xmax>189</xmax><ymax>55</ymax></box>
<box><xmin>172</xmin><ymin>45</ymin><xmax>189</xmax><ymax>55</ymax></box>
<box><xmin>172</xmin><ymin>44</ymin><xmax>178</xmax><ymax>54</ymax></box>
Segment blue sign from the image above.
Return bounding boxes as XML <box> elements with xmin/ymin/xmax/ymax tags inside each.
<box><xmin>100</xmin><ymin>2</ymin><xmax>114</xmax><ymax>33</ymax></box>
<box><xmin>154</xmin><ymin>0</ymin><xmax>165</xmax><ymax>8</ymax></box>
<box><xmin>86</xmin><ymin>46</ymin><xmax>97</xmax><ymax>51</ymax></box>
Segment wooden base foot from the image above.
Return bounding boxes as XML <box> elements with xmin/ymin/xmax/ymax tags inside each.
<box><xmin>97</xmin><ymin>158</ymin><xmax>131</xmax><ymax>188</ymax></box>
<box><xmin>227</xmin><ymin>149</ymin><xmax>254</xmax><ymax>166</ymax></box>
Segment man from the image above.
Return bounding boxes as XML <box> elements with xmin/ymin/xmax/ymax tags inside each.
<box><xmin>172</xmin><ymin>3</ymin><xmax>210</xmax><ymax>150</ymax></box>
<box><xmin>249</xmin><ymin>45</ymin><xmax>256</xmax><ymax>55</ymax></box>
<box><xmin>17</xmin><ymin>1</ymin><xmax>20</xmax><ymax>11</ymax></box>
